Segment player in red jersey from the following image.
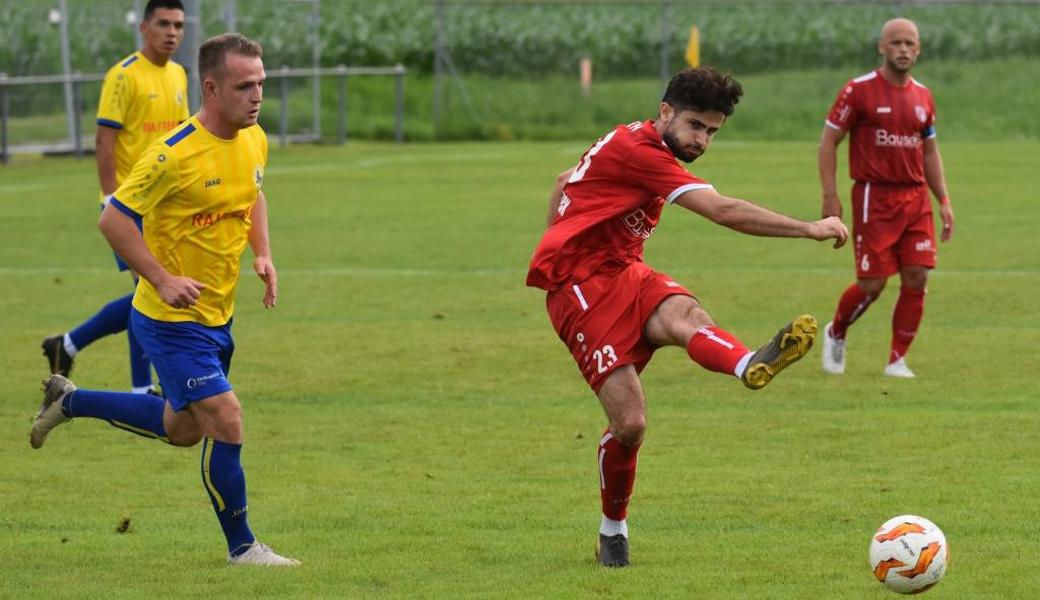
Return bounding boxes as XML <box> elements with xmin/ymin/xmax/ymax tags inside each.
<box><xmin>527</xmin><ymin>67</ymin><xmax>848</xmax><ymax>567</ymax></box>
<box><xmin>818</xmin><ymin>18</ymin><xmax>955</xmax><ymax>378</ymax></box>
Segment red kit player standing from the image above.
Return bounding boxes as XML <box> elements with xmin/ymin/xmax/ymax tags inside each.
<box><xmin>526</xmin><ymin>67</ymin><xmax>848</xmax><ymax>567</ymax></box>
<box><xmin>819</xmin><ymin>18</ymin><xmax>955</xmax><ymax>378</ymax></box>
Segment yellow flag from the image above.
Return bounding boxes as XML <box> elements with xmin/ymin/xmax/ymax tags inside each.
<box><xmin>685</xmin><ymin>25</ymin><xmax>700</xmax><ymax>67</ymax></box>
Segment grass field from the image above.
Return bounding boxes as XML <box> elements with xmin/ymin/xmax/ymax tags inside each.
<box><xmin>1</xmin><ymin>139</ymin><xmax>1037</xmax><ymax>598</ymax></box>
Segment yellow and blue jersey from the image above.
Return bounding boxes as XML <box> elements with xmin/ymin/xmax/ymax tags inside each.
<box><xmin>110</xmin><ymin>116</ymin><xmax>268</xmax><ymax>327</ymax></box>
<box><xmin>96</xmin><ymin>51</ymin><xmax>189</xmax><ymax>186</ymax></box>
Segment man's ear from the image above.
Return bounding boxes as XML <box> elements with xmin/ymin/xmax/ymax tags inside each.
<box><xmin>659</xmin><ymin>101</ymin><xmax>674</xmax><ymax>124</ymax></box>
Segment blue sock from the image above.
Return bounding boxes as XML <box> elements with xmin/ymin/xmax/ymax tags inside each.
<box><xmin>62</xmin><ymin>389</ymin><xmax>167</xmax><ymax>441</ymax></box>
<box><xmin>68</xmin><ymin>294</ymin><xmax>132</xmax><ymax>351</ymax></box>
<box><xmin>126</xmin><ymin>316</ymin><xmax>153</xmax><ymax>389</ymax></box>
<box><xmin>201</xmin><ymin>438</ymin><xmax>256</xmax><ymax>556</ymax></box>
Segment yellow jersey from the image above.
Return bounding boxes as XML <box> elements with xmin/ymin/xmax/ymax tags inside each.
<box><xmin>96</xmin><ymin>51</ymin><xmax>189</xmax><ymax>186</ymax></box>
<box><xmin>111</xmin><ymin>116</ymin><xmax>269</xmax><ymax>326</ymax></box>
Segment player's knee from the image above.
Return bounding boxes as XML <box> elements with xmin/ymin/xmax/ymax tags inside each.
<box><xmin>857</xmin><ymin>278</ymin><xmax>886</xmax><ymax>297</ymax></box>
<box><xmin>902</xmin><ymin>270</ymin><xmax>928</xmax><ymax>289</ymax></box>
<box><xmin>613</xmin><ymin>414</ymin><xmax>646</xmax><ymax>447</ymax></box>
<box><xmin>213</xmin><ymin>401</ymin><xmax>243</xmax><ymax>430</ymax></box>
<box><xmin>683</xmin><ymin>302</ymin><xmax>714</xmax><ymax>329</ymax></box>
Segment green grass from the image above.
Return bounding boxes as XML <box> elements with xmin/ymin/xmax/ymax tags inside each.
<box><xmin>0</xmin><ymin>139</ymin><xmax>1037</xmax><ymax>598</ymax></box>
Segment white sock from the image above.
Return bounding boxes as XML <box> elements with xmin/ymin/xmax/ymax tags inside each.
<box><xmin>131</xmin><ymin>385</ymin><xmax>153</xmax><ymax>394</ymax></box>
<box><xmin>600</xmin><ymin>516</ymin><xmax>628</xmax><ymax>538</ymax></box>
<box><xmin>733</xmin><ymin>351</ymin><xmax>754</xmax><ymax>378</ymax></box>
<box><xmin>62</xmin><ymin>333</ymin><xmax>79</xmax><ymax>357</ymax></box>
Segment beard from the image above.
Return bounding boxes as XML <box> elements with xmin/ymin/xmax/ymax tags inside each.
<box><xmin>887</xmin><ymin>56</ymin><xmax>915</xmax><ymax>74</ymax></box>
<box><xmin>662</xmin><ymin>129</ymin><xmax>702</xmax><ymax>164</ymax></box>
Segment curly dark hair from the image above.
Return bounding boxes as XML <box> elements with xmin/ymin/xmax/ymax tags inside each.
<box><xmin>661</xmin><ymin>67</ymin><xmax>744</xmax><ymax>117</ymax></box>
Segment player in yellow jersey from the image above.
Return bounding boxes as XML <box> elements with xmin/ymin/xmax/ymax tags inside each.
<box><xmin>30</xmin><ymin>33</ymin><xmax>298</xmax><ymax>567</ymax></box>
<box><xmin>41</xmin><ymin>0</ymin><xmax>188</xmax><ymax>397</ymax></box>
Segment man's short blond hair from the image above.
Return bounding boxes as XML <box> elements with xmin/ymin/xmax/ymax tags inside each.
<box><xmin>197</xmin><ymin>33</ymin><xmax>263</xmax><ymax>82</ymax></box>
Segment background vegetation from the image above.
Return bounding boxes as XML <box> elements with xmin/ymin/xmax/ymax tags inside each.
<box><xmin>3</xmin><ymin>0</ymin><xmax>1038</xmax><ymax>79</ymax></box>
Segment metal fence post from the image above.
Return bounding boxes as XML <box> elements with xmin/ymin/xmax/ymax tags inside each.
<box><xmin>433</xmin><ymin>0</ymin><xmax>445</xmax><ymax>138</ymax></box>
<box><xmin>394</xmin><ymin>65</ymin><xmax>404</xmax><ymax>144</ymax></box>
<box><xmin>660</xmin><ymin>0</ymin><xmax>672</xmax><ymax>90</ymax></box>
<box><xmin>311</xmin><ymin>0</ymin><xmax>322</xmax><ymax>141</ymax></box>
<box><xmin>336</xmin><ymin>65</ymin><xmax>347</xmax><ymax>145</ymax></box>
<box><xmin>71</xmin><ymin>74</ymin><xmax>83</xmax><ymax>158</ymax></box>
<box><xmin>57</xmin><ymin>0</ymin><xmax>77</xmax><ymax>154</ymax></box>
<box><xmin>1</xmin><ymin>73</ymin><xmax>8</xmax><ymax>165</ymax></box>
<box><xmin>279</xmin><ymin>66</ymin><xmax>290</xmax><ymax>149</ymax></box>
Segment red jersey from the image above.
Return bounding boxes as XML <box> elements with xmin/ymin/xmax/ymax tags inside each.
<box><xmin>826</xmin><ymin>70</ymin><xmax>936</xmax><ymax>185</ymax></box>
<box><xmin>526</xmin><ymin>120</ymin><xmax>712</xmax><ymax>291</ymax></box>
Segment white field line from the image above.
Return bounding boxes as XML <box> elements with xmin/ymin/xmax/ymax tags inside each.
<box><xmin>0</xmin><ymin>183</ymin><xmax>52</xmax><ymax>195</ymax></box>
<box><xmin>0</xmin><ymin>152</ymin><xmax>513</xmax><ymax>194</ymax></box>
<box><xmin>0</xmin><ymin>265</ymin><xmax>1034</xmax><ymax>278</ymax></box>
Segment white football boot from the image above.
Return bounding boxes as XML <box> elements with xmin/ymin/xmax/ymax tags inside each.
<box><xmin>821</xmin><ymin>322</ymin><xmax>846</xmax><ymax>375</ymax></box>
<box><xmin>228</xmin><ymin>541</ymin><xmax>301</xmax><ymax>566</ymax></box>
<box><xmin>30</xmin><ymin>374</ymin><xmax>76</xmax><ymax>449</ymax></box>
<box><xmin>883</xmin><ymin>357</ymin><xmax>916</xmax><ymax>378</ymax></box>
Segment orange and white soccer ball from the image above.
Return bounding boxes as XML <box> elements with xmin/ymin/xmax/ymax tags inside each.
<box><xmin>869</xmin><ymin>515</ymin><xmax>948</xmax><ymax>594</ymax></box>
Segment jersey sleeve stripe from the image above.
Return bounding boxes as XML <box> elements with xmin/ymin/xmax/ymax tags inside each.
<box><xmin>922</xmin><ymin>125</ymin><xmax>937</xmax><ymax>139</ymax></box>
<box><xmin>109</xmin><ymin>196</ymin><xmax>143</xmax><ymax>220</ymax></box>
<box><xmin>666</xmin><ymin>183</ymin><xmax>714</xmax><ymax>204</ymax></box>
<box><xmin>96</xmin><ymin>118</ymin><xmax>124</xmax><ymax>130</ymax></box>
<box><xmin>121</xmin><ymin>55</ymin><xmax>139</xmax><ymax>68</ymax></box>
<box><xmin>824</xmin><ymin>119</ymin><xmax>843</xmax><ymax>130</ymax></box>
<box><xmin>164</xmin><ymin>123</ymin><xmax>197</xmax><ymax>147</ymax></box>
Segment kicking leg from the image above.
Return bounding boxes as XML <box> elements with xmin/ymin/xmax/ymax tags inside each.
<box><xmin>29</xmin><ymin>374</ymin><xmax>195</xmax><ymax>448</ymax></box>
<box><xmin>644</xmin><ymin>295</ymin><xmax>816</xmax><ymax>390</ymax></box>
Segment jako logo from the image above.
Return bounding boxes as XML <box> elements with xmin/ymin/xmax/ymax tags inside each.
<box><xmin>915</xmin><ymin>239</ymin><xmax>933</xmax><ymax>252</ymax></box>
<box><xmin>186</xmin><ymin>372</ymin><xmax>221</xmax><ymax>389</ymax></box>
<box><xmin>875</xmin><ymin>129</ymin><xmax>920</xmax><ymax>148</ymax></box>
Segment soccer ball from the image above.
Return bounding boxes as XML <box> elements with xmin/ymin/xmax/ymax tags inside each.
<box><xmin>869</xmin><ymin>515</ymin><xmax>948</xmax><ymax>594</ymax></box>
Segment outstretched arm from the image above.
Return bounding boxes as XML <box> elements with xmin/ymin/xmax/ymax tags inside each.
<box><xmin>546</xmin><ymin>168</ymin><xmax>575</xmax><ymax>227</ymax></box>
<box><xmin>818</xmin><ymin>125</ymin><xmax>847</xmax><ymax>219</ymax></box>
<box><xmin>923</xmin><ymin>137</ymin><xmax>954</xmax><ymax>242</ymax></box>
<box><xmin>673</xmin><ymin>187</ymin><xmax>848</xmax><ymax>248</ymax></box>
<box><xmin>249</xmin><ymin>191</ymin><xmax>278</xmax><ymax>308</ymax></box>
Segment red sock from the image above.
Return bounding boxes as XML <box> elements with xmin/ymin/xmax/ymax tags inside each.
<box><xmin>685</xmin><ymin>326</ymin><xmax>750</xmax><ymax>376</ymax></box>
<box><xmin>890</xmin><ymin>286</ymin><xmax>926</xmax><ymax>363</ymax></box>
<box><xmin>599</xmin><ymin>430</ymin><xmax>640</xmax><ymax>521</ymax></box>
<box><xmin>831</xmin><ymin>283</ymin><xmax>875</xmax><ymax>339</ymax></box>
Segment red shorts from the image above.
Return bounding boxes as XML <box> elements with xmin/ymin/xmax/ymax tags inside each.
<box><xmin>545</xmin><ymin>262</ymin><xmax>693</xmax><ymax>393</ymax></box>
<box><xmin>851</xmin><ymin>181</ymin><xmax>936</xmax><ymax>278</ymax></box>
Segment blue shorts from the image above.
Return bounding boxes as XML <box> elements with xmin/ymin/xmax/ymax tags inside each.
<box><xmin>130</xmin><ymin>308</ymin><xmax>234</xmax><ymax>411</ymax></box>
<box><xmin>101</xmin><ymin>202</ymin><xmax>142</xmax><ymax>272</ymax></box>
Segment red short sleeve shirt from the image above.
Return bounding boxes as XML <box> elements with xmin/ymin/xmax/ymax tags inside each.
<box><xmin>526</xmin><ymin>120</ymin><xmax>712</xmax><ymax>290</ymax></box>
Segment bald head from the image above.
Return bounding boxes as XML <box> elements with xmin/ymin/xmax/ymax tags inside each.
<box><xmin>880</xmin><ymin>18</ymin><xmax>919</xmax><ymax>43</ymax></box>
<box><xmin>878</xmin><ymin>18</ymin><xmax>921</xmax><ymax>76</ymax></box>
